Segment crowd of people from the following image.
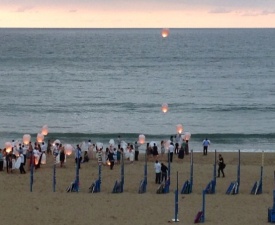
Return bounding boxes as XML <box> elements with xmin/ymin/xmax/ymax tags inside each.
<box><xmin>0</xmin><ymin>135</ymin><xmax>224</xmax><ymax>181</ymax></box>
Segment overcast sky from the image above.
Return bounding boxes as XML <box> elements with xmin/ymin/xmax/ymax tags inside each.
<box><xmin>1</xmin><ymin>0</ymin><xmax>275</xmax><ymax>28</ymax></box>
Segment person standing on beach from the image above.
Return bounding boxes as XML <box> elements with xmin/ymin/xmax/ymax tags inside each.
<box><xmin>152</xmin><ymin>143</ymin><xmax>159</xmax><ymax>160</ymax></box>
<box><xmin>202</xmin><ymin>138</ymin><xmax>210</xmax><ymax>155</ymax></box>
<box><xmin>217</xmin><ymin>154</ymin><xmax>225</xmax><ymax>177</ymax></box>
<box><xmin>168</xmin><ymin>142</ymin><xmax>174</xmax><ymax>162</ymax></box>
<box><xmin>59</xmin><ymin>146</ymin><xmax>65</xmax><ymax>168</ymax></box>
<box><xmin>47</xmin><ymin>140</ymin><xmax>51</xmax><ymax>155</ymax></box>
<box><xmin>160</xmin><ymin>141</ymin><xmax>165</xmax><ymax>159</ymax></box>
<box><xmin>117</xmin><ymin>135</ymin><xmax>121</xmax><ymax>147</ymax></box>
<box><xmin>107</xmin><ymin>149</ymin><xmax>115</xmax><ymax>170</ymax></box>
<box><xmin>19</xmin><ymin>152</ymin><xmax>26</xmax><ymax>174</ymax></box>
<box><xmin>75</xmin><ymin>144</ymin><xmax>82</xmax><ymax>169</ymax></box>
<box><xmin>0</xmin><ymin>149</ymin><xmax>3</xmax><ymax>171</ymax></box>
<box><xmin>161</xmin><ymin>162</ymin><xmax>168</xmax><ymax>182</ymax></box>
<box><xmin>154</xmin><ymin>160</ymin><xmax>161</xmax><ymax>184</ymax></box>
<box><xmin>134</xmin><ymin>141</ymin><xmax>140</xmax><ymax>161</ymax></box>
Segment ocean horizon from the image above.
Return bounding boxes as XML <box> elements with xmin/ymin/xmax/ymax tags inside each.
<box><xmin>0</xmin><ymin>28</ymin><xmax>274</xmax><ymax>152</ymax></box>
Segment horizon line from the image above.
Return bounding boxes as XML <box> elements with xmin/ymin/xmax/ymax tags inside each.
<box><xmin>1</xmin><ymin>27</ymin><xmax>275</xmax><ymax>29</ymax></box>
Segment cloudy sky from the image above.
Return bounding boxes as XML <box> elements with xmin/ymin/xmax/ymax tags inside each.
<box><xmin>1</xmin><ymin>0</ymin><xmax>275</xmax><ymax>28</ymax></box>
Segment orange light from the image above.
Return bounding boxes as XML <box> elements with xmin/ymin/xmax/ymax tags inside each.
<box><xmin>161</xmin><ymin>103</ymin><xmax>169</xmax><ymax>113</ymax></box>
<box><xmin>161</xmin><ymin>28</ymin><xmax>169</xmax><ymax>38</ymax></box>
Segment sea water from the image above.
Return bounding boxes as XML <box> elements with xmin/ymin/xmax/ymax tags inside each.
<box><xmin>0</xmin><ymin>28</ymin><xmax>274</xmax><ymax>152</ymax></box>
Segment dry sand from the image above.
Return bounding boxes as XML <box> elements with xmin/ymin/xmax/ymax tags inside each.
<box><xmin>1</xmin><ymin>151</ymin><xmax>275</xmax><ymax>225</ymax></box>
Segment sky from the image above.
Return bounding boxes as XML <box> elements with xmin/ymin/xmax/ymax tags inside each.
<box><xmin>1</xmin><ymin>0</ymin><xmax>275</xmax><ymax>28</ymax></box>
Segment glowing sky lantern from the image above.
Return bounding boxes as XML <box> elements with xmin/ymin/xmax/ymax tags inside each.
<box><xmin>161</xmin><ymin>103</ymin><xmax>169</xmax><ymax>113</ymax></box>
<box><xmin>138</xmin><ymin>134</ymin><xmax>146</xmax><ymax>145</ymax></box>
<box><xmin>184</xmin><ymin>132</ymin><xmax>191</xmax><ymax>141</ymax></box>
<box><xmin>23</xmin><ymin>134</ymin><xmax>31</xmax><ymax>145</ymax></box>
<box><xmin>5</xmin><ymin>142</ymin><xmax>12</xmax><ymax>153</ymax></box>
<box><xmin>64</xmin><ymin>144</ymin><xmax>73</xmax><ymax>156</ymax></box>
<box><xmin>161</xmin><ymin>28</ymin><xmax>169</xmax><ymax>38</ymax></box>
<box><xmin>37</xmin><ymin>133</ymin><xmax>44</xmax><ymax>143</ymax></box>
<box><xmin>176</xmin><ymin>124</ymin><xmax>183</xmax><ymax>134</ymax></box>
<box><xmin>41</xmin><ymin>125</ymin><xmax>48</xmax><ymax>136</ymax></box>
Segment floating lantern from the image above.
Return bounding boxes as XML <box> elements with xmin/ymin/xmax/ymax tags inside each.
<box><xmin>184</xmin><ymin>132</ymin><xmax>191</xmax><ymax>141</ymax></box>
<box><xmin>138</xmin><ymin>134</ymin><xmax>146</xmax><ymax>145</ymax></box>
<box><xmin>161</xmin><ymin>28</ymin><xmax>169</xmax><ymax>38</ymax></box>
<box><xmin>23</xmin><ymin>134</ymin><xmax>31</xmax><ymax>145</ymax></box>
<box><xmin>37</xmin><ymin>133</ymin><xmax>44</xmax><ymax>143</ymax></box>
<box><xmin>176</xmin><ymin>124</ymin><xmax>183</xmax><ymax>134</ymax></box>
<box><xmin>5</xmin><ymin>142</ymin><xmax>12</xmax><ymax>153</ymax></box>
<box><xmin>64</xmin><ymin>144</ymin><xmax>73</xmax><ymax>156</ymax></box>
<box><xmin>161</xmin><ymin>103</ymin><xmax>169</xmax><ymax>113</ymax></box>
<box><xmin>41</xmin><ymin>125</ymin><xmax>48</xmax><ymax>136</ymax></box>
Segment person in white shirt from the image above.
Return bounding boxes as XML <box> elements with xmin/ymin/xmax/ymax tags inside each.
<box><xmin>154</xmin><ymin>160</ymin><xmax>162</xmax><ymax>184</ymax></box>
<box><xmin>19</xmin><ymin>153</ymin><xmax>26</xmax><ymax>174</ymax></box>
<box><xmin>168</xmin><ymin>142</ymin><xmax>175</xmax><ymax>162</ymax></box>
<box><xmin>41</xmin><ymin>142</ymin><xmax>47</xmax><ymax>153</ymax></box>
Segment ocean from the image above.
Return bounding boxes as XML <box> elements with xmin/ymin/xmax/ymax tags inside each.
<box><xmin>0</xmin><ymin>28</ymin><xmax>274</xmax><ymax>152</ymax></box>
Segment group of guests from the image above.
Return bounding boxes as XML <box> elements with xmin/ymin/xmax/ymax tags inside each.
<box><xmin>0</xmin><ymin>140</ymin><xmax>49</xmax><ymax>174</ymax></box>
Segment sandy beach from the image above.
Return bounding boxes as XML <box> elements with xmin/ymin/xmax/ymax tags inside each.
<box><xmin>1</xmin><ymin>151</ymin><xmax>275</xmax><ymax>225</ymax></box>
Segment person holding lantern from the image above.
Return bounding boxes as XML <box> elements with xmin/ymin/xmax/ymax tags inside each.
<box><xmin>107</xmin><ymin>149</ymin><xmax>115</xmax><ymax>170</ymax></box>
<box><xmin>59</xmin><ymin>145</ymin><xmax>65</xmax><ymax>168</ymax></box>
<box><xmin>19</xmin><ymin>152</ymin><xmax>26</xmax><ymax>174</ymax></box>
<box><xmin>75</xmin><ymin>144</ymin><xmax>82</xmax><ymax>169</ymax></box>
<box><xmin>0</xmin><ymin>149</ymin><xmax>3</xmax><ymax>171</ymax></box>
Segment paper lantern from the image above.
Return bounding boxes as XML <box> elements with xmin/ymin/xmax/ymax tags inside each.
<box><xmin>64</xmin><ymin>144</ymin><xmax>73</xmax><ymax>156</ymax></box>
<box><xmin>41</xmin><ymin>125</ymin><xmax>48</xmax><ymax>136</ymax></box>
<box><xmin>96</xmin><ymin>142</ymin><xmax>103</xmax><ymax>149</ymax></box>
<box><xmin>23</xmin><ymin>134</ymin><xmax>31</xmax><ymax>145</ymax></box>
<box><xmin>161</xmin><ymin>103</ymin><xmax>169</xmax><ymax>113</ymax></box>
<box><xmin>37</xmin><ymin>133</ymin><xmax>44</xmax><ymax>143</ymax></box>
<box><xmin>184</xmin><ymin>132</ymin><xmax>191</xmax><ymax>141</ymax></box>
<box><xmin>176</xmin><ymin>124</ymin><xmax>183</xmax><ymax>134</ymax></box>
<box><xmin>41</xmin><ymin>153</ymin><xmax>46</xmax><ymax>164</ymax></box>
<box><xmin>52</xmin><ymin>139</ymin><xmax>61</xmax><ymax>148</ymax></box>
<box><xmin>109</xmin><ymin>139</ymin><xmax>115</xmax><ymax>146</ymax></box>
<box><xmin>35</xmin><ymin>156</ymin><xmax>39</xmax><ymax>165</ymax></box>
<box><xmin>14</xmin><ymin>150</ymin><xmax>20</xmax><ymax>157</ymax></box>
<box><xmin>164</xmin><ymin>140</ymin><xmax>171</xmax><ymax>150</ymax></box>
<box><xmin>107</xmin><ymin>160</ymin><xmax>111</xmax><ymax>166</ymax></box>
<box><xmin>5</xmin><ymin>142</ymin><xmax>12</xmax><ymax>153</ymax></box>
<box><xmin>161</xmin><ymin>28</ymin><xmax>169</xmax><ymax>38</ymax></box>
<box><xmin>138</xmin><ymin>134</ymin><xmax>146</xmax><ymax>144</ymax></box>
